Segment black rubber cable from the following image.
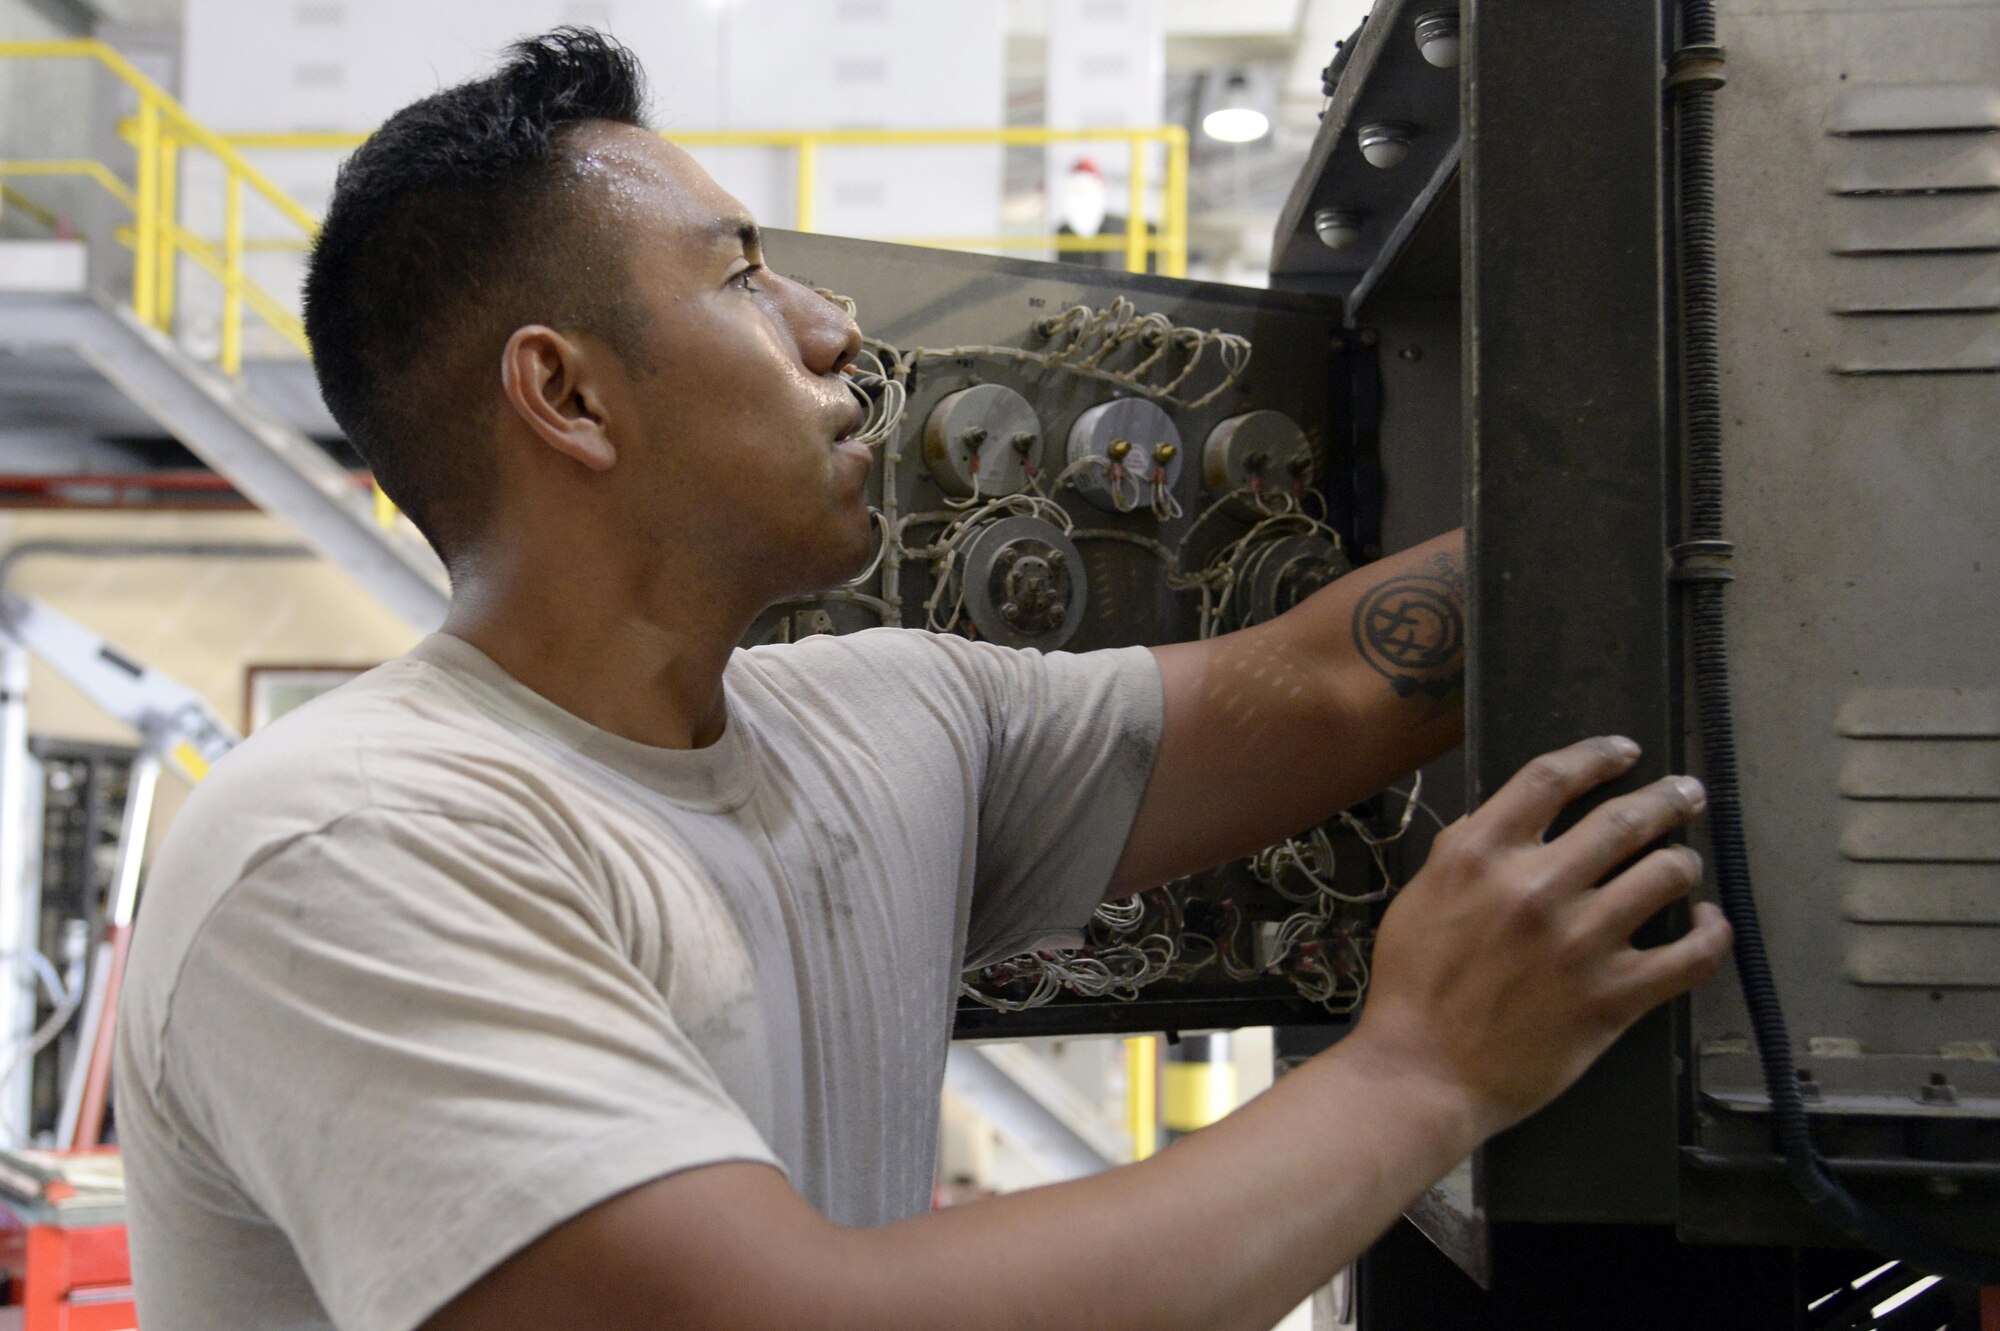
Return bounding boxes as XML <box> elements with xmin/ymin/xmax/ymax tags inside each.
<box><xmin>1674</xmin><ymin>0</ymin><xmax>2000</xmax><ymax>1287</ymax></box>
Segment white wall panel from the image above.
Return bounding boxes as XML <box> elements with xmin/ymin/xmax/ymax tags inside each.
<box><xmin>174</xmin><ymin>0</ymin><xmax>1004</xmax><ymax>343</ymax></box>
<box><xmin>717</xmin><ymin>1</ymin><xmax>1004</xmax><ymax>239</ymax></box>
<box><xmin>1044</xmin><ymin>0</ymin><xmax>1165</xmax><ymax>230</ymax></box>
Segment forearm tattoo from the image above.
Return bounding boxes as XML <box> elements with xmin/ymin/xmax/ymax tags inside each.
<box><xmin>1351</xmin><ymin>552</ymin><xmax>1467</xmax><ymax>702</ymax></box>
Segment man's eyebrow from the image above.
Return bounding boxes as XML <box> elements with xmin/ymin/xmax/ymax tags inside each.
<box><xmin>711</xmin><ymin>217</ymin><xmax>761</xmax><ymax>253</ymax></box>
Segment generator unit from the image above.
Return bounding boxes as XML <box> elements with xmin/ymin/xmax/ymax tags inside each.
<box><xmin>763</xmin><ymin>0</ymin><xmax>2000</xmax><ymax>1321</ymax></box>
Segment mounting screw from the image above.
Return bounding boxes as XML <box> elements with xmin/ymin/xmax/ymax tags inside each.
<box><xmin>1011</xmin><ymin>431</ymin><xmax>1037</xmax><ymax>452</ymax></box>
<box><xmin>1358</xmin><ymin>122</ymin><xmax>1414</xmax><ymax>169</ymax></box>
<box><xmin>1154</xmin><ymin>443</ymin><xmax>1179</xmax><ymax>464</ymax></box>
<box><xmin>1313</xmin><ymin>207</ymin><xmax>1363</xmax><ymax>251</ymax></box>
<box><xmin>1107</xmin><ymin>439</ymin><xmax>1133</xmax><ymax>461</ymax></box>
<box><xmin>961</xmin><ymin>427</ymin><xmax>988</xmax><ymax>447</ymax></box>
<box><xmin>1414</xmin><ymin>9</ymin><xmax>1462</xmax><ymax>68</ymax></box>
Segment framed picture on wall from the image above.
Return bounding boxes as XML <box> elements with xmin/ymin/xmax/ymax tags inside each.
<box><xmin>243</xmin><ymin>665</ymin><xmax>372</xmax><ymax>733</ymax></box>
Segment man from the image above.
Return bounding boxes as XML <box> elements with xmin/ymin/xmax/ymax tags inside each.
<box><xmin>115</xmin><ymin>28</ymin><xmax>1731</xmax><ymax>1331</ymax></box>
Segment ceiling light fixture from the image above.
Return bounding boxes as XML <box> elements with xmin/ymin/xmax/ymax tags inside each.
<box><xmin>1202</xmin><ymin>73</ymin><xmax>1271</xmax><ymax>144</ymax></box>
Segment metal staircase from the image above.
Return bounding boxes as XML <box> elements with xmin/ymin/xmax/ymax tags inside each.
<box><xmin>0</xmin><ymin>286</ymin><xmax>447</xmax><ymax>629</ymax></box>
<box><xmin>0</xmin><ymin>40</ymin><xmax>448</xmax><ymax>631</ymax></box>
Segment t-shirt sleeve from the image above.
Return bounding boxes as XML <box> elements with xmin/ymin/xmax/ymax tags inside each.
<box><xmin>155</xmin><ymin>808</ymin><xmax>779</xmax><ymax>1331</ymax></box>
<box><xmin>923</xmin><ymin>636</ymin><xmax>1165</xmax><ymax>967</ymax></box>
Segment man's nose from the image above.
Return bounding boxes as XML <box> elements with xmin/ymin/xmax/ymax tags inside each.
<box><xmin>787</xmin><ymin>279</ymin><xmax>862</xmax><ymax>378</ymax></box>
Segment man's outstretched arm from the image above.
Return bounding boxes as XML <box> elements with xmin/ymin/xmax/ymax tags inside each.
<box><xmin>1111</xmin><ymin>529</ymin><xmax>1467</xmax><ymax>893</ymax></box>
<box><xmin>426</xmin><ymin>738</ymin><xmax>1729</xmax><ymax>1331</ymax></box>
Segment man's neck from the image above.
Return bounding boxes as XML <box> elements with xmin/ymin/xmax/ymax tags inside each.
<box><xmin>440</xmin><ymin>554</ymin><xmax>759</xmax><ymax>751</ymax></box>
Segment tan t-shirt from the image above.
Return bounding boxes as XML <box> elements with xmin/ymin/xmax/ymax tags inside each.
<box><xmin>115</xmin><ymin>628</ymin><xmax>1163</xmax><ymax>1331</ymax></box>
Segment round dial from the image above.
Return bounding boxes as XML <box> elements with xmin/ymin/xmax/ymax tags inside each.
<box><xmin>1236</xmin><ymin>532</ymin><xmax>1350</xmax><ymax>628</ymax></box>
<box><xmin>1064</xmin><ymin>398</ymin><xmax>1183</xmax><ymax>514</ymax></box>
<box><xmin>959</xmin><ymin>516</ymin><xmax>1088</xmax><ymax>648</ymax></box>
<box><xmin>1203</xmin><ymin>410</ymin><xmax>1315</xmax><ymax>497</ymax></box>
<box><xmin>922</xmin><ymin>385</ymin><xmax>1042</xmax><ymax>498</ymax></box>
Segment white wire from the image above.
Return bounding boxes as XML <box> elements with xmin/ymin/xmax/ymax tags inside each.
<box><xmin>903</xmin><ymin>298</ymin><xmax>1253</xmax><ymax>412</ymax></box>
<box><xmin>842</xmin><ymin>507</ymin><xmax>890</xmax><ymax>587</ymax></box>
<box><xmin>0</xmin><ymin>947</ymin><xmax>87</xmax><ymax>1116</ymax></box>
<box><xmin>13</xmin><ymin>950</ymin><xmax>63</xmax><ymax>1009</ymax></box>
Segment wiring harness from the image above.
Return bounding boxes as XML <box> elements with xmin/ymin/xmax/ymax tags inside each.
<box><xmin>810</xmin><ymin>288</ymin><xmax>1410</xmax><ymax>1018</ymax></box>
<box><xmin>961</xmin><ymin>781</ymin><xmax>1439</xmax><ymax>1016</ymax></box>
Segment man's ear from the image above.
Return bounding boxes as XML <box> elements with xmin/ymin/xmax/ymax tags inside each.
<box><xmin>499</xmin><ymin>324</ymin><xmax>617</xmax><ymax>472</ymax></box>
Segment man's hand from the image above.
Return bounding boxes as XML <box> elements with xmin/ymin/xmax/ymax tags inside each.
<box><xmin>1344</xmin><ymin>735</ymin><xmax>1733</xmax><ymax>1137</ymax></box>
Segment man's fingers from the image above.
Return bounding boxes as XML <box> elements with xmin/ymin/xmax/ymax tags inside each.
<box><xmin>1615</xmin><ymin>901</ymin><xmax>1734</xmax><ymax>1014</ymax></box>
<box><xmin>1544</xmin><ymin>776</ymin><xmax>1707</xmax><ymax>888</ymax></box>
<box><xmin>1579</xmin><ymin>845</ymin><xmax>1705</xmax><ymax>942</ymax></box>
<box><xmin>1477</xmin><ymin>736</ymin><xmax>1643</xmax><ymax>844</ymax></box>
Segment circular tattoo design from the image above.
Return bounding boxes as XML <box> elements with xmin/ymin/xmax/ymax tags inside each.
<box><xmin>1352</xmin><ymin>574</ymin><xmax>1464</xmax><ymax>697</ymax></box>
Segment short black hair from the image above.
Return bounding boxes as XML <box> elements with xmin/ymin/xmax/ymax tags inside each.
<box><xmin>303</xmin><ymin>27</ymin><xmax>652</xmax><ymax>565</ymax></box>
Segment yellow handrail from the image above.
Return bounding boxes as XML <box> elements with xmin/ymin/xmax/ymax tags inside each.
<box><xmin>0</xmin><ymin>38</ymin><xmax>318</xmax><ymax>368</ymax></box>
<box><xmin>0</xmin><ymin>36</ymin><xmax>1191</xmax><ymax>384</ymax></box>
<box><xmin>158</xmin><ymin>231</ymin><xmax>1161</xmax><ymax>258</ymax></box>
<box><xmin>0</xmin><ymin>160</ymin><xmax>137</xmax><ymax>211</ymax></box>
<box><xmin>0</xmin><ymin>184</ymin><xmax>59</xmax><ymax>230</ymax></box>
<box><xmin>214</xmin><ymin>124</ymin><xmax>1191</xmax><ymax>277</ymax></box>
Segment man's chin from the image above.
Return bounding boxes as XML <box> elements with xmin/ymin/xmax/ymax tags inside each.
<box><xmin>767</xmin><ymin>520</ymin><xmax>878</xmax><ymax>601</ymax></box>
<box><xmin>831</xmin><ymin>520</ymin><xmax>878</xmax><ymax>584</ymax></box>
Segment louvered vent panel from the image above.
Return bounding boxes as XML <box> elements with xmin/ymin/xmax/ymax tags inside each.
<box><xmin>1840</xmin><ymin>689</ymin><xmax>2000</xmax><ymax>987</ymax></box>
<box><xmin>1827</xmin><ymin>82</ymin><xmax>2000</xmax><ymax>375</ymax></box>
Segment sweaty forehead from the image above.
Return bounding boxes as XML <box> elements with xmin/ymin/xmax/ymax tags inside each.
<box><xmin>558</xmin><ymin>121</ymin><xmax>752</xmax><ymax>256</ymax></box>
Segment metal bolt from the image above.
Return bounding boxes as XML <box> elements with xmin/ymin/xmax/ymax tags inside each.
<box><xmin>1313</xmin><ymin>208</ymin><xmax>1362</xmax><ymax>251</ymax></box>
<box><xmin>1414</xmin><ymin>9</ymin><xmax>1462</xmax><ymax>69</ymax></box>
<box><xmin>996</xmin><ymin>546</ymin><xmax>1020</xmax><ymax>566</ymax></box>
<box><xmin>1358</xmin><ymin>121</ymin><xmax>1414</xmax><ymax>169</ymax></box>
<box><xmin>1011</xmin><ymin>431</ymin><xmax>1037</xmax><ymax>453</ymax></box>
<box><xmin>1047</xmin><ymin>549</ymin><xmax>1066</xmax><ymax>570</ymax></box>
<box><xmin>1244</xmin><ymin>450</ymin><xmax>1270</xmax><ymax>473</ymax></box>
<box><xmin>1107</xmin><ymin>439</ymin><xmax>1132</xmax><ymax>461</ymax></box>
<box><xmin>1154</xmin><ymin>443</ymin><xmax>1179</xmax><ymax>464</ymax></box>
<box><xmin>1000</xmin><ymin>601</ymin><xmax>1021</xmax><ymax>620</ymax></box>
<box><xmin>961</xmin><ymin>427</ymin><xmax>989</xmax><ymax>447</ymax></box>
<box><xmin>1042</xmin><ymin>605</ymin><xmax>1065</xmax><ymax>630</ymax></box>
